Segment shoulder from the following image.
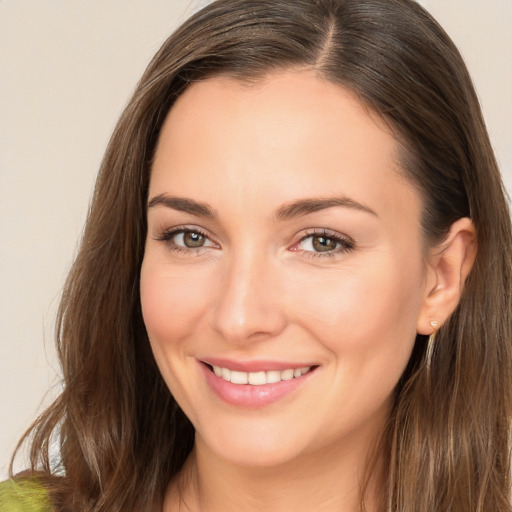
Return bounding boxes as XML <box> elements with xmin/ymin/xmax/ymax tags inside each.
<box><xmin>0</xmin><ymin>479</ymin><xmax>52</xmax><ymax>512</ymax></box>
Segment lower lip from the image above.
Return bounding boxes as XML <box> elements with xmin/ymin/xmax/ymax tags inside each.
<box><xmin>200</xmin><ymin>363</ymin><xmax>316</xmax><ymax>408</ymax></box>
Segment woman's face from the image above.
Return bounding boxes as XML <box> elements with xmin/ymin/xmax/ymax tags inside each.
<box><xmin>140</xmin><ymin>71</ymin><xmax>430</xmax><ymax>467</ymax></box>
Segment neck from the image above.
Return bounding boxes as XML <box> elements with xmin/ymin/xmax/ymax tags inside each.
<box><xmin>164</xmin><ymin>432</ymin><xmax>386</xmax><ymax>512</ymax></box>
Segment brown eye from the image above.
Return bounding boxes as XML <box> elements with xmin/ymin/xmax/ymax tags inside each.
<box><xmin>183</xmin><ymin>231</ymin><xmax>205</xmax><ymax>247</ymax></box>
<box><xmin>312</xmin><ymin>235</ymin><xmax>339</xmax><ymax>252</ymax></box>
<box><xmin>294</xmin><ymin>231</ymin><xmax>354</xmax><ymax>257</ymax></box>
<box><xmin>156</xmin><ymin>227</ymin><xmax>218</xmax><ymax>252</ymax></box>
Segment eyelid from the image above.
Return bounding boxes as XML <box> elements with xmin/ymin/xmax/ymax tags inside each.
<box><xmin>153</xmin><ymin>225</ymin><xmax>354</xmax><ymax>258</ymax></box>
<box><xmin>290</xmin><ymin>228</ymin><xmax>355</xmax><ymax>257</ymax></box>
<box><xmin>154</xmin><ymin>225</ymin><xmax>220</xmax><ymax>252</ymax></box>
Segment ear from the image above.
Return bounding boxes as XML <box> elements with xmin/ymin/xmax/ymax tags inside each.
<box><xmin>417</xmin><ymin>217</ymin><xmax>477</xmax><ymax>335</ymax></box>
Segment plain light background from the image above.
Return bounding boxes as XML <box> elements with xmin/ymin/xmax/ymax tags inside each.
<box><xmin>1</xmin><ymin>1</ymin><xmax>511</xmax><ymax>478</ymax></box>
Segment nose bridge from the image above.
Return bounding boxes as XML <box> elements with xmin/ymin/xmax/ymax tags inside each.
<box><xmin>211</xmin><ymin>243</ymin><xmax>286</xmax><ymax>343</ymax></box>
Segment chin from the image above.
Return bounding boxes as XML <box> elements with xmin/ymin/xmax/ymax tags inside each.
<box><xmin>196</xmin><ymin>422</ymin><xmax>312</xmax><ymax>469</ymax></box>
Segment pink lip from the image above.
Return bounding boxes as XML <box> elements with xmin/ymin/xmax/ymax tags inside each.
<box><xmin>201</xmin><ymin>357</ymin><xmax>314</xmax><ymax>372</ymax></box>
<box><xmin>199</xmin><ymin>361</ymin><xmax>317</xmax><ymax>408</ymax></box>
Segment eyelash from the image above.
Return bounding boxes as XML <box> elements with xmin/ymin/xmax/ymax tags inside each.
<box><xmin>155</xmin><ymin>226</ymin><xmax>217</xmax><ymax>255</ymax></box>
<box><xmin>154</xmin><ymin>227</ymin><xmax>355</xmax><ymax>259</ymax></box>
<box><xmin>293</xmin><ymin>229</ymin><xmax>355</xmax><ymax>259</ymax></box>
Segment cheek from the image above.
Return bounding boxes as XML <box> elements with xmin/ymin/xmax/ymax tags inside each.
<box><xmin>298</xmin><ymin>268</ymin><xmax>420</xmax><ymax>330</ymax></box>
<box><xmin>290</xmin><ymin>253</ymin><xmax>424</xmax><ymax>370</ymax></box>
<box><xmin>139</xmin><ymin>258</ymin><xmax>212</xmax><ymax>344</ymax></box>
<box><xmin>289</xmin><ymin>260</ymin><xmax>423</xmax><ymax>434</ymax></box>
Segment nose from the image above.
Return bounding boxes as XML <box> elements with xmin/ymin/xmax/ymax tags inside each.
<box><xmin>210</xmin><ymin>250</ymin><xmax>288</xmax><ymax>344</ymax></box>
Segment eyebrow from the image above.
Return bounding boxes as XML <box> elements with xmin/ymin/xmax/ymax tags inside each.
<box><xmin>147</xmin><ymin>194</ymin><xmax>377</xmax><ymax>220</ymax></box>
<box><xmin>147</xmin><ymin>194</ymin><xmax>217</xmax><ymax>218</ymax></box>
<box><xmin>274</xmin><ymin>196</ymin><xmax>378</xmax><ymax>220</ymax></box>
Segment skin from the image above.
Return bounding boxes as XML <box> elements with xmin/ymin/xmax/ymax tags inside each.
<box><xmin>140</xmin><ymin>70</ymin><xmax>476</xmax><ymax>512</ymax></box>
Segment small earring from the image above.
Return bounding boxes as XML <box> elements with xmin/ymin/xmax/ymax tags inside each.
<box><xmin>426</xmin><ymin>321</ymin><xmax>438</xmax><ymax>370</ymax></box>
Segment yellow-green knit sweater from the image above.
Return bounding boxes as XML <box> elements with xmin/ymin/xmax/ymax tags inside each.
<box><xmin>0</xmin><ymin>479</ymin><xmax>52</xmax><ymax>512</ymax></box>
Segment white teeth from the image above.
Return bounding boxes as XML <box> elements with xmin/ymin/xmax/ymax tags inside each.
<box><xmin>211</xmin><ymin>365</ymin><xmax>312</xmax><ymax>385</ymax></box>
<box><xmin>281</xmin><ymin>369</ymin><xmax>294</xmax><ymax>381</ymax></box>
<box><xmin>248</xmin><ymin>371</ymin><xmax>266</xmax><ymax>385</ymax></box>
<box><xmin>230</xmin><ymin>371</ymin><xmax>248</xmax><ymax>384</ymax></box>
<box><xmin>266</xmin><ymin>370</ymin><xmax>281</xmax><ymax>384</ymax></box>
<box><xmin>221</xmin><ymin>367</ymin><xmax>231</xmax><ymax>381</ymax></box>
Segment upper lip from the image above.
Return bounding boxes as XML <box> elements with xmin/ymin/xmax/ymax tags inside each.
<box><xmin>200</xmin><ymin>357</ymin><xmax>317</xmax><ymax>373</ymax></box>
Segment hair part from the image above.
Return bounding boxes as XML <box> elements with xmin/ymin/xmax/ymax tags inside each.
<box><xmin>12</xmin><ymin>1</ymin><xmax>512</xmax><ymax>511</ymax></box>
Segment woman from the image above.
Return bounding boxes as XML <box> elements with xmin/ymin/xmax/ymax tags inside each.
<box><xmin>2</xmin><ymin>0</ymin><xmax>511</xmax><ymax>511</ymax></box>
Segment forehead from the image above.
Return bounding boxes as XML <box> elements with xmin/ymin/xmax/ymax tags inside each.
<box><xmin>150</xmin><ymin>70</ymin><xmax>420</xmax><ymax>227</ymax></box>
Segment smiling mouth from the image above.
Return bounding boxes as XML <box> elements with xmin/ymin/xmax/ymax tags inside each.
<box><xmin>204</xmin><ymin>363</ymin><xmax>316</xmax><ymax>386</ymax></box>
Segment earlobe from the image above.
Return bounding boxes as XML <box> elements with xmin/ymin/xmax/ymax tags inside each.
<box><xmin>417</xmin><ymin>217</ymin><xmax>477</xmax><ymax>335</ymax></box>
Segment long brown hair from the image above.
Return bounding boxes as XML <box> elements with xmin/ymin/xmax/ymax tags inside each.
<box><xmin>12</xmin><ymin>1</ymin><xmax>512</xmax><ymax>511</ymax></box>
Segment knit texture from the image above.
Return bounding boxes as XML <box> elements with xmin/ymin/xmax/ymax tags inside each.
<box><xmin>0</xmin><ymin>479</ymin><xmax>52</xmax><ymax>512</ymax></box>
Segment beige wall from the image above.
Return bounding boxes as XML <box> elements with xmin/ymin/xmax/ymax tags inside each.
<box><xmin>1</xmin><ymin>1</ymin><xmax>510</xmax><ymax>478</ymax></box>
